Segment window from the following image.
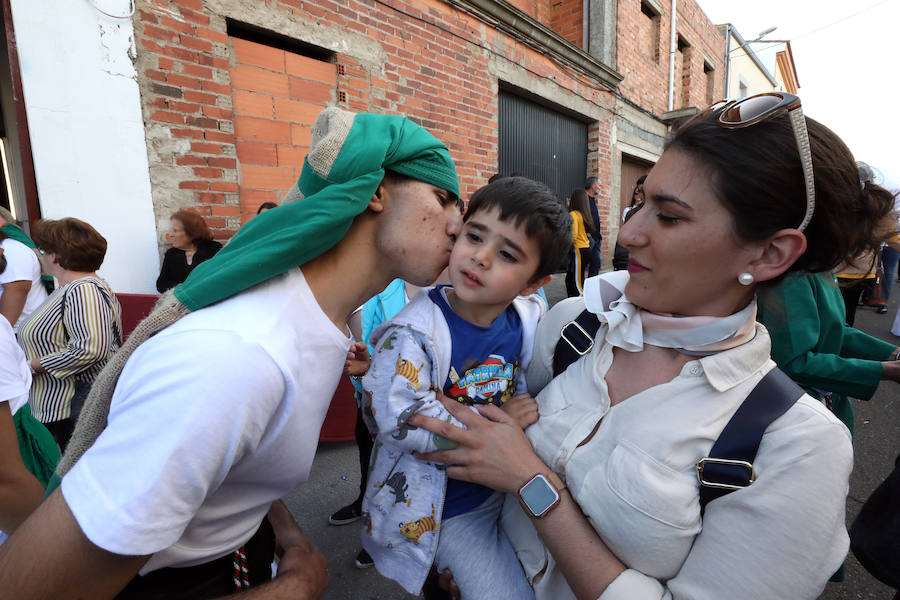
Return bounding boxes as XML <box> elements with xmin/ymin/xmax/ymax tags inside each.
<box><xmin>677</xmin><ymin>35</ymin><xmax>692</xmax><ymax>108</ymax></box>
<box><xmin>640</xmin><ymin>0</ymin><xmax>662</xmax><ymax>63</ymax></box>
<box><xmin>703</xmin><ymin>59</ymin><xmax>715</xmax><ymax>106</ymax></box>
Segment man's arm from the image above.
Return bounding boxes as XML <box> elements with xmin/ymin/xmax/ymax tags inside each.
<box><xmin>0</xmin><ymin>280</ymin><xmax>30</xmax><ymax>326</ymax></box>
<box><xmin>0</xmin><ymin>402</ymin><xmax>45</xmax><ymax>533</ymax></box>
<box><xmin>0</xmin><ymin>488</ymin><xmax>150</xmax><ymax>599</ymax></box>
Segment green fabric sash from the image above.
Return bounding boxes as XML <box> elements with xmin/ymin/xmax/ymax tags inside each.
<box><xmin>13</xmin><ymin>404</ymin><xmax>60</xmax><ymax>489</ymax></box>
<box><xmin>175</xmin><ymin>112</ymin><xmax>459</xmax><ymax>311</ymax></box>
<box><xmin>1</xmin><ymin>222</ymin><xmax>55</xmax><ymax>286</ymax></box>
<box><xmin>1</xmin><ymin>223</ymin><xmax>35</xmax><ymax>248</ymax></box>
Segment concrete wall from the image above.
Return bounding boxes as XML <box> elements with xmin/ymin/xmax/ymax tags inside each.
<box><xmin>10</xmin><ymin>0</ymin><xmax>159</xmax><ymax>293</ymax></box>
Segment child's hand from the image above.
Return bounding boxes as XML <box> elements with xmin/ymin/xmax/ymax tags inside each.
<box><xmin>500</xmin><ymin>393</ymin><xmax>539</xmax><ymax>430</ymax></box>
<box><xmin>344</xmin><ymin>341</ymin><xmax>371</xmax><ymax>377</ymax></box>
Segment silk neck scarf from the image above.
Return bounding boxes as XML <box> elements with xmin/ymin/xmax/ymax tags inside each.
<box><xmin>583</xmin><ymin>272</ymin><xmax>757</xmax><ymax>356</ymax></box>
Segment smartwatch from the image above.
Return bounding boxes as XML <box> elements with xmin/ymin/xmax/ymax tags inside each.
<box><xmin>517</xmin><ymin>472</ymin><xmax>566</xmax><ymax>519</ymax></box>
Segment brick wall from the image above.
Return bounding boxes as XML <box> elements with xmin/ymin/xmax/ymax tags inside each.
<box><xmin>550</xmin><ymin>0</ymin><xmax>584</xmax><ymax>48</ymax></box>
<box><xmin>134</xmin><ymin>0</ymin><xmax>617</xmax><ymax>250</ymax></box>
<box><xmin>230</xmin><ymin>37</ymin><xmax>334</xmax><ymax>224</ymax></box>
<box><xmin>615</xmin><ymin>0</ymin><xmax>724</xmax><ymax>116</ymax></box>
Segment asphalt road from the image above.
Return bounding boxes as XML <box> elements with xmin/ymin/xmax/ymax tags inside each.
<box><xmin>284</xmin><ymin>273</ymin><xmax>899</xmax><ymax>599</ymax></box>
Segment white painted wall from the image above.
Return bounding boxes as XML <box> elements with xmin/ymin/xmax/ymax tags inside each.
<box><xmin>10</xmin><ymin>0</ymin><xmax>160</xmax><ymax>293</ymax></box>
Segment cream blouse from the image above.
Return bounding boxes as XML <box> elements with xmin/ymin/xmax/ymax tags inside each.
<box><xmin>503</xmin><ymin>295</ymin><xmax>853</xmax><ymax>600</ymax></box>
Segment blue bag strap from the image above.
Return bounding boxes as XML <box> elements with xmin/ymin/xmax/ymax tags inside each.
<box><xmin>696</xmin><ymin>367</ymin><xmax>805</xmax><ymax>514</ymax></box>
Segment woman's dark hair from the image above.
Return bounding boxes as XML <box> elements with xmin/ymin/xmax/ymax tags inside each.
<box><xmin>568</xmin><ymin>188</ymin><xmax>597</xmax><ymax>236</ymax></box>
<box><xmin>464</xmin><ymin>176</ymin><xmax>572</xmax><ymax>282</ymax></box>
<box><xmin>31</xmin><ymin>218</ymin><xmax>107</xmax><ymax>272</ymax></box>
<box><xmin>666</xmin><ymin>110</ymin><xmax>895</xmax><ymax>275</ymax></box>
<box><xmin>171</xmin><ymin>209</ymin><xmax>214</xmax><ymax>243</ymax></box>
<box><xmin>256</xmin><ymin>202</ymin><xmax>278</xmax><ymax>214</ymax></box>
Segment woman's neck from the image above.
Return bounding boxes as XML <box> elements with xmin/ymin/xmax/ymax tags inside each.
<box><xmin>58</xmin><ymin>271</ymin><xmax>98</xmax><ymax>287</ymax></box>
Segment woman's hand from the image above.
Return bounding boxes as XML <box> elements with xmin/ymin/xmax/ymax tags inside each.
<box><xmin>343</xmin><ymin>342</ymin><xmax>370</xmax><ymax>377</ymax></box>
<box><xmin>409</xmin><ymin>393</ymin><xmax>547</xmax><ymax>494</ymax></box>
<box><xmin>499</xmin><ymin>393</ymin><xmax>539</xmax><ymax>430</ymax></box>
<box><xmin>29</xmin><ymin>357</ymin><xmax>44</xmax><ymax>374</ymax></box>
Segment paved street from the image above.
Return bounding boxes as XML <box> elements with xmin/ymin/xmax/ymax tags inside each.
<box><xmin>284</xmin><ymin>273</ymin><xmax>899</xmax><ymax>599</ymax></box>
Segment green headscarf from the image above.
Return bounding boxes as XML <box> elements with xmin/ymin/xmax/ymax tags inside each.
<box><xmin>175</xmin><ymin>108</ymin><xmax>460</xmax><ymax>311</ymax></box>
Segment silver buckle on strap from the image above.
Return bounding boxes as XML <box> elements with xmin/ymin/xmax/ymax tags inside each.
<box><xmin>695</xmin><ymin>457</ymin><xmax>756</xmax><ymax>490</ymax></box>
<box><xmin>560</xmin><ymin>320</ymin><xmax>594</xmax><ymax>356</ymax></box>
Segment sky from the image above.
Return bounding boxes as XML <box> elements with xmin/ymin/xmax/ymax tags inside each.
<box><xmin>694</xmin><ymin>0</ymin><xmax>899</xmax><ymax>192</ymax></box>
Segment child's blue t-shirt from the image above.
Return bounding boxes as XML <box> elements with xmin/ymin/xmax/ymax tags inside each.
<box><xmin>428</xmin><ymin>285</ymin><xmax>523</xmax><ymax>519</ymax></box>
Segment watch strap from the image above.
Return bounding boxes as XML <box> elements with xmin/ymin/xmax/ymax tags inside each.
<box><xmin>544</xmin><ymin>470</ymin><xmax>566</xmax><ymax>493</ymax></box>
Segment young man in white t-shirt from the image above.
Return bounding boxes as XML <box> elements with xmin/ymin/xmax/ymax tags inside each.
<box><xmin>0</xmin><ymin>228</ymin><xmax>47</xmax><ymax>330</ymax></box>
<box><xmin>0</xmin><ymin>109</ymin><xmax>463</xmax><ymax>599</ymax></box>
<box><xmin>0</xmin><ymin>316</ymin><xmax>45</xmax><ymax>544</ymax></box>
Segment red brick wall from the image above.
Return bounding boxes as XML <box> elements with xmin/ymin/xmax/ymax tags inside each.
<box><xmin>550</xmin><ymin>0</ymin><xmax>584</xmax><ymax>48</ymax></box>
<box><xmin>230</xmin><ymin>37</ymin><xmax>335</xmax><ymax>224</ymax></box>
<box><xmin>615</xmin><ymin>0</ymin><xmax>724</xmax><ymax>116</ymax></box>
<box><xmin>134</xmin><ymin>0</ymin><xmax>617</xmax><ymax>248</ymax></box>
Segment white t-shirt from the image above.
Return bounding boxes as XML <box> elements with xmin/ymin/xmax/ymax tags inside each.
<box><xmin>0</xmin><ymin>316</ymin><xmax>30</xmax><ymax>414</ymax></box>
<box><xmin>62</xmin><ymin>268</ymin><xmax>350</xmax><ymax>573</ymax></box>
<box><xmin>0</xmin><ymin>238</ymin><xmax>47</xmax><ymax>330</ymax></box>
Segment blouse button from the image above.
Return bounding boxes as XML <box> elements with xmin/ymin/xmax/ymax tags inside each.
<box><xmin>688</xmin><ymin>364</ymin><xmax>702</xmax><ymax>376</ymax></box>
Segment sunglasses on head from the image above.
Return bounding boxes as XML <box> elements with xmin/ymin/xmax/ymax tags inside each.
<box><xmin>707</xmin><ymin>92</ymin><xmax>815</xmax><ymax>232</ymax></box>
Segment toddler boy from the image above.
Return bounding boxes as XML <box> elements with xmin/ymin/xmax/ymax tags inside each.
<box><xmin>360</xmin><ymin>177</ymin><xmax>571</xmax><ymax>597</ymax></box>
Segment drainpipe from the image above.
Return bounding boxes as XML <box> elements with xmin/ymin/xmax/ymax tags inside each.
<box><xmin>582</xmin><ymin>0</ymin><xmax>589</xmax><ymax>50</ymax></box>
<box><xmin>724</xmin><ymin>24</ymin><xmax>731</xmax><ymax>99</ymax></box>
<box><xmin>667</xmin><ymin>0</ymin><xmax>677</xmax><ymax>111</ymax></box>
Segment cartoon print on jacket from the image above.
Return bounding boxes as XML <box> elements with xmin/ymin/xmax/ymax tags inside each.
<box><xmin>392</xmin><ymin>399</ymin><xmax>425</xmax><ymax>440</ymax></box>
<box><xmin>375</xmin><ymin>470</ymin><xmax>412</xmax><ymax>506</ymax></box>
<box><xmin>394</xmin><ymin>355</ymin><xmax>424</xmax><ymax>389</ymax></box>
<box><xmin>399</xmin><ymin>503</ymin><xmax>438</xmax><ymax>545</ymax></box>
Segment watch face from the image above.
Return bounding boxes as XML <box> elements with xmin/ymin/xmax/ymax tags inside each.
<box><xmin>520</xmin><ymin>475</ymin><xmax>559</xmax><ymax>517</ymax></box>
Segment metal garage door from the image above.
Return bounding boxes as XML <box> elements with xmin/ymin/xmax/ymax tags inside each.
<box><xmin>498</xmin><ymin>91</ymin><xmax>587</xmax><ymax>204</ymax></box>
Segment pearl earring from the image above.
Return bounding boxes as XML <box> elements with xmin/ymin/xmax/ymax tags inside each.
<box><xmin>738</xmin><ymin>272</ymin><xmax>754</xmax><ymax>286</ymax></box>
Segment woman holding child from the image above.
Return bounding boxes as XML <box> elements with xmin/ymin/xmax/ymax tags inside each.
<box><xmin>412</xmin><ymin>93</ymin><xmax>882</xmax><ymax>599</ymax></box>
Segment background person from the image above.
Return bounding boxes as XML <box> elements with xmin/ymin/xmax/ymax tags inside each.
<box><xmin>564</xmin><ymin>189</ymin><xmax>594</xmax><ymax>297</ymax></box>
<box><xmin>17</xmin><ymin>218</ymin><xmax>122</xmax><ymax>453</ymax></box>
<box><xmin>584</xmin><ymin>177</ymin><xmax>603</xmax><ymax>277</ymax></box>
<box><xmin>0</xmin><ymin>276</ymin><xmax>57</xmax><ymax>545</ymax></box>
<box><xmin>612</xmin><ymin>175</ymin><xmax>645</xmax><ymax>271</ymax></box>
<box><xmin>411</xmin><ymin>93</ymin><xmax>875</xmax><ymax>600</ymax></box>
<box><xmin>0</xmin><ymin>223</ymin><xmax>47</xmax><ymax>330</ymax></box>
<box><xmin>155</xmin><ymin>209</ymin><xmax>222</xmax><ymax>293</ymax></box>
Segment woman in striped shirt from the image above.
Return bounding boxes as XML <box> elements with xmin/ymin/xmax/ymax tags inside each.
<box><xmin>18</xmin><ymin>218</ymin><xmax>121</xmax><ymax>452</ymax></box>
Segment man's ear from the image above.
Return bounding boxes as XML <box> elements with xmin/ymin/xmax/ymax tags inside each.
<box><xmin>520</xmin><ymin>274</ymin><xmax>552</xmax><ymax>297</ymax></box>
<box><xmin>747</xmin><ymin>228</ymin><xmax>807</xmax><ymax>283</ymax></box>
<box><xmin>368</xmin><ymin>182</ymin><xmax>387</xmax><ymax>213</ymax></box>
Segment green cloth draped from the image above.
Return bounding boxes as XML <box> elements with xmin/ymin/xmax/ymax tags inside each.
<box><xmin>13</xmin><ymin>403</ymin><xmax>60</xmax><ymax>489</ymax></box>
<box><xmin>1</xmin><ymin>223</ymin><xmax>35</xmax><ymax>248</ymax></box>
<box><xmin>1</xmin><ymin>222</ymin><xmax>55</xmax><ymax>286</ymax></box>
<box><xmin>175</xmin><ymin>112</ymin><xmax>459</xmax><ymax>311</ymax></box>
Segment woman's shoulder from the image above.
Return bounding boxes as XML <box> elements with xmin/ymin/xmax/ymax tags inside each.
<box><xmin>199</xmin><ymin>239</ymin><xmax>223</xmax><ymax>251</ymax></box>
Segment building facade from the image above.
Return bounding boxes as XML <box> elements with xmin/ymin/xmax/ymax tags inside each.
<box><xmin>2</xmin><ymin>0</ymin><xmax>732</xmax><ymax>292</ymax></box>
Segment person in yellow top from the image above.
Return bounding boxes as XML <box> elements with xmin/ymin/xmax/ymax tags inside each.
<box><xmin>565</xmin><ymin>188</ymin><xmax>595</xmax><ymax>296</ymax></box>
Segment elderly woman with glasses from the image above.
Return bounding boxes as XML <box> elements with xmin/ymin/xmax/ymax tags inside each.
<box><xmin>410</xmin><ymin>93</ymin><xmax>889</xmax><ymax>600</ymax></box>
<box><xmin>17</xmin><ymin>218</ymin><xmax>121</xmax><ymax>453</ymax></box>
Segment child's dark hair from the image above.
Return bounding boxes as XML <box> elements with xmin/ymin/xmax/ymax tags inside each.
<box><xmin>463</xmin><ymin>176</ymin><xmax>572</xmax><ymax>282</ymax></box>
